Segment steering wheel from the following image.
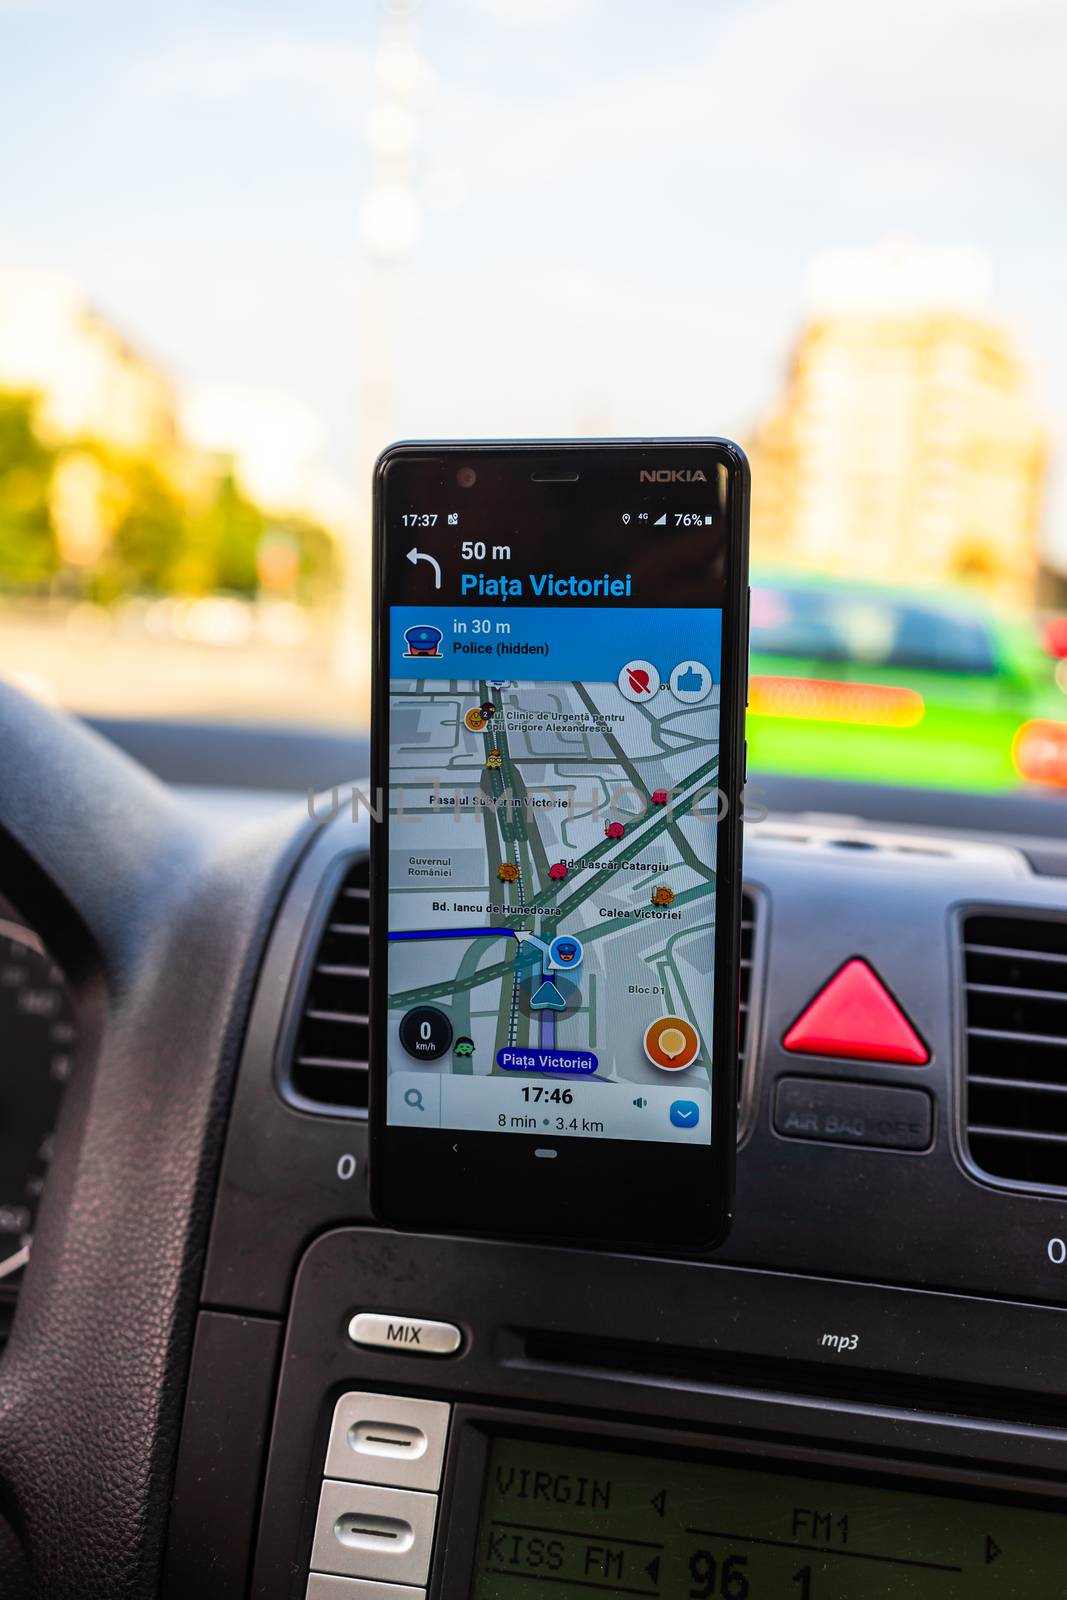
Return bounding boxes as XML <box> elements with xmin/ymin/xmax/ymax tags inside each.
<box><xmin>0</xmin><ymin>684</ymin><xmax>314</xmax><ymax>1598</ymax></box>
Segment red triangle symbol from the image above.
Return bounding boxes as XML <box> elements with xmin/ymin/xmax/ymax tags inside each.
<box><xmin>783</xmin><ymin>959</ymin><xmax>928</xmax><ymax>1065</ymax></box>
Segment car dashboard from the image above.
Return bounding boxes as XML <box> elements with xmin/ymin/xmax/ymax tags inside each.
<box><xmin>6</xmin><ymin>753</ymin><xmax>1067</xmax><ymax>1599</ymax></box>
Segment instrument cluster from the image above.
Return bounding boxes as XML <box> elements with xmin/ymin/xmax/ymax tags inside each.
<box><xmin>0</xmin><ymin>899</ymin><xmax>76</xmax><ymax>1300</ymax></box>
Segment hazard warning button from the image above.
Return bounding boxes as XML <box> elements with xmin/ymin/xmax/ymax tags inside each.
<box><xmin>782</xmin><ymin>959</ymin><xmax>928</xmax><ymax>1065</ymax></box>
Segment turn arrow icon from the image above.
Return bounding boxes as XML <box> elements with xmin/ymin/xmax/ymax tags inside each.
<box><xmin>406</xmin><ymin>546</ymin><xmax>442</xmax><ymax>588</ymax></box>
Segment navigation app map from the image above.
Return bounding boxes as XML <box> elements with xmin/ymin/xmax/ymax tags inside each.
<box><xmin>386</xmin><ymin>599</ymin><xmax>723</xmax><ymax>1147</ymax></box>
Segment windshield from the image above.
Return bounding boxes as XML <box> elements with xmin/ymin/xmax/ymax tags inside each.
<box><xmin>1</xmin><ymin>2</ymin><xmax>1065</xmax><ymax>799</ymax></box>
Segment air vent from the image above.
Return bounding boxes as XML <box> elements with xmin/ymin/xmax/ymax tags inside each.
<box><xmin>963</xmin><ymin>912</ymin><xmax>1067</xmax><ymax>1187</ymax></box>
<box><xmin>289</xmin><ymin>857</ymin><xmax>370</xmax><ymax>1114</ymax></box>
<box><xmin>739</xmin><ymin>891</ymin><xmax>757</xmax><ymax>1099</ymax></box>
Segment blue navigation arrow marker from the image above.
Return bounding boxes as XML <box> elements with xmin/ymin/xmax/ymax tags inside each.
<box><xmin>531</xmin><ymin>979</ymin><xmax>566</xmax><ymax>1011</ymax></box>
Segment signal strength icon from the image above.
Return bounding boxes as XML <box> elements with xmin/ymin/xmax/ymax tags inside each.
<box><xmin>653</xmin><ymin>513</ymin><xmax>667</xmax><ymax>526</ymax></box>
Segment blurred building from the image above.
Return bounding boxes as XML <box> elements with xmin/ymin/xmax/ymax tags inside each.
<box><xmin>181</xmin><ymin>385</ymin><xmax>358</xmax><ymax>541</ymax></box>
<box><xmin>749</xmin><ymin>244</ymin><xmax>1048</xmax><ymax>606</ymax></box>
<box><xmin>0</xmin><ymin>270</ymin><xmax>352</xmax><ymax>585</ymax></box>
<box><xmin>0</xmin><ymin>270</ymin><xmax>179</xmax><ymax>458</ymax></box>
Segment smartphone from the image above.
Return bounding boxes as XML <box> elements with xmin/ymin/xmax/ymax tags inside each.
<box><xmin>369</xmin><ymin>440</ymin><xmax>749</xmax><ymax>1254</ymax></box>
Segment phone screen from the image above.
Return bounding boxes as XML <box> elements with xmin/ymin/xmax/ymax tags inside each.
<box><xmin>371</xmin><ymin>442</ymin><xmax>747</xmax><ymax>1251</ymax></box>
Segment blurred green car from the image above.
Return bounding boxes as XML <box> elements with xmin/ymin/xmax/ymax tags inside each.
<box><xmin>747</xmin><ymin>576</ymin><xmax>1067</xmax><ymax>793</ymax></box>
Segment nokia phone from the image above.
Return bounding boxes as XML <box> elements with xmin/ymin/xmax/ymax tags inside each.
<box><xmin>370</xmin><ymin>440</ymin><xmax>749</xmax><ymax>1253</ymax></box>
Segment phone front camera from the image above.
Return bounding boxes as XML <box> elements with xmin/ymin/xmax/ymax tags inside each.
<box><xmin>457</xmin><ymin>466</ymin><xmax>477</xmax><ymax>488</ymax></box>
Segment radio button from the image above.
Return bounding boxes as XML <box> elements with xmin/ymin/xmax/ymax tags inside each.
<box><xmin>348</xmin><ymin>1312</ymin><xmax>461</xmax><ymax>1357</ymax></box>
<box><xmin>307</xmin><ymin>1577</ymin><xmax>425</xmax><ymax>1600</ymax></box>
<box><xmin>325</xmin><ymin>1393</ymin><xmax>450</xmax><ymax>1492</ymax></box>
<box><xmin>311</xmin><ymin>1480</ymin><xmax>437</xmax><ymax>1587</ymax></box>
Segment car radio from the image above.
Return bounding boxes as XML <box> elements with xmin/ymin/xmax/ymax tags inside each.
<box><xmin>247</xmin><ymin>1229</ymin><xmax>1067</xmax><ymax>1600</ymax></box>
<box><xmin>301</xmin><ymin>1400</ymin><xmax>1067</xmax><ymax>1598</ymax></box>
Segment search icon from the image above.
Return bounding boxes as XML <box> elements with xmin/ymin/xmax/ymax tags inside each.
<box><xmin>404</xmin><ymin>1087</ymin><xmax>425</xmax><ymax>1111</ymax></box>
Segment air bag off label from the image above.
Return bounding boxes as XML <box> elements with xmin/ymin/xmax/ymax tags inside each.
<box><xmin>774</xmin><ymin>1078</ymin><xmax>933</xmax><ymax>1152</ymax></box>
<box><xmin>471</xmin><ymin>1436</ymin><xmax>1065</xmax><ymax>1597</ymax></box>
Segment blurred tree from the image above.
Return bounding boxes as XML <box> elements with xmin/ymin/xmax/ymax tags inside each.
<box><xmin>83</xmin><ymin>452</ymin><xmax>186</xmax><ymax>603</ymax></box>
<box><xmin>283</xmin><ymin>516</ymin><xmax>341</xmax><ymax>603</ymax></box>
<box><xmin>0</xmin><ymin>388</ymin><xmax>341</xmax><ymax>604</ymax></box>
<box><xmin>206</xmin><ymin>467</ymin><xmax>265</xmax><ymax>593</ymax></box>
<box><xmin>162</xmin><ymin>466</ymin><xmax>261</xmax><ymax>597</ymax></box>
<box><xmin>0</xmin><ymin>391</ymin><xmax>57</xmax><ymax>588</ymax></box>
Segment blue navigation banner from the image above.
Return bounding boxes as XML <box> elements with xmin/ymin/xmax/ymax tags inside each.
<box><xmin>390</xmin><ymin>605</ymin><xmax>722</xmax><ymax>685</ymax></box>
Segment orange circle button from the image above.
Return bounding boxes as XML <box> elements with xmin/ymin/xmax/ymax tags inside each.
<box><xmin>643</xmin><ymin>1015</ymin><xmax>700</xmax><ymax>1071</ymax></box>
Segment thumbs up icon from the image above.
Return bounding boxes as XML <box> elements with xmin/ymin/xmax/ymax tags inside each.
<box><xmin>669</xmin><ymin>660</ymin><xmax>713</xmax><ymax>704</ymax></box>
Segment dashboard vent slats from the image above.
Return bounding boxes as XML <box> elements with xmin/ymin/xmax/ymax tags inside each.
<box><xmin>288</xmin><ymin>857</ymin><xmax>370</xmax><ymax>1114</ymax></box>
<box><xmin>963</xmin><ymin>913</ymin><xmax>1067</xmax><ymax>1187</ymax></box>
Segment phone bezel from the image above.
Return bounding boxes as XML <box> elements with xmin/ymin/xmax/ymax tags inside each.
<box><xmin>369</xmin><ymin>438</ymin><xmax>749</xmax><ymax>1255</ymax></box>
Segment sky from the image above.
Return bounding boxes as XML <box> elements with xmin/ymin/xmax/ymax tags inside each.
<box><xmin>2</xmin><ymin>0</ymin><xmax>1066</xmax><ymax>552</ymax></box>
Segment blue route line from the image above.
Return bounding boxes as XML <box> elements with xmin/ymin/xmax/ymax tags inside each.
<box><xmin>387</xmin><ymin>927</ymin><xmax>520</xmax><ymax>942</ymax></box>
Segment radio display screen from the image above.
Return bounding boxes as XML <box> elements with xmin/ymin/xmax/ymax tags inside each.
<box><xmin>471</xmin><ymin>1434</ymin><xmax>1065</xmax><ymax>1597</ymax></box>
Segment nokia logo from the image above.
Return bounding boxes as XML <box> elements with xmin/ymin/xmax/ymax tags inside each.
<box><xmin>639</xmin><ymin>468</ymin><xmax>707</xmax><ymax>483</ymax></box>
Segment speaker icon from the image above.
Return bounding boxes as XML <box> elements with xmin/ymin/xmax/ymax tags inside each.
<box><xmin>632</xmin><ymin>1096</ymin><xmax>648</xmax><ymax>1109</ymax></box>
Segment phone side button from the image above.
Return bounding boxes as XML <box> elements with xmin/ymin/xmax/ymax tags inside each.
<box><xmin>348</xmin><ymin>1312</ymin><xmax>462</xmax><ymax>1357</ymax></box>
<box><xmin>744</xmin><ymin>584</ymin><xmax>751</xmax><ymax>705</ymax></box>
